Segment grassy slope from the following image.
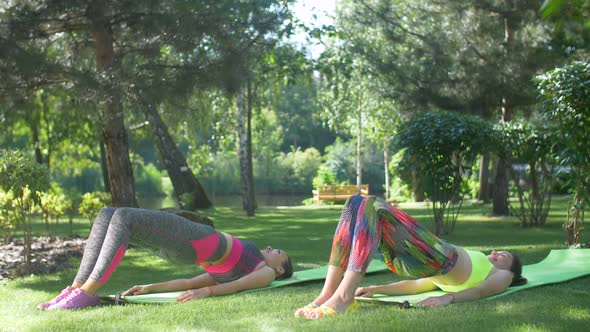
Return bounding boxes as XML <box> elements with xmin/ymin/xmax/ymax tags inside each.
<box><xmin>1</xmin><ymin>198</ymin><xmax>588</xmax><ymax>331</ymax></box>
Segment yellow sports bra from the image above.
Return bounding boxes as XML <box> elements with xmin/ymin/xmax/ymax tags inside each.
<box><xmin>432</xmin><ymin>250</ymin><xmax>493</xmax><ymax>292</ymax></box>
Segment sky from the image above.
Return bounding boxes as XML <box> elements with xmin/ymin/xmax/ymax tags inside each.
<box><xmin>291</xmin><ymin>0</ymin><xmax>337</xmax><ymax>58</ymax></box>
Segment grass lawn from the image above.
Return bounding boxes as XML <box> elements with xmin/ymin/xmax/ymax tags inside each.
<box><xmin>1</xmin><ymin>197</ymin><xmax>589</xmax><ymax>331</ymax></box>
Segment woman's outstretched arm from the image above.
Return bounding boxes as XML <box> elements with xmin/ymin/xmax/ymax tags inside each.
<box><xmin>123</xmin><ymin>273</ymin><xmax>218</xmax><ymax>296</ymax></box>
<box><xmin>175</xmin><ymin>266</ymin><xmax>276</xmax><ymax>302</ymax></box>
<box><xmin>417</xmin><ymin>270</ymin><xmax>513</xmax><ymax>307</ymax></box>
<box><xmin>355</xmin><ymin>278</ymin><xmax>438</xmax><ymax>297</ymax></box>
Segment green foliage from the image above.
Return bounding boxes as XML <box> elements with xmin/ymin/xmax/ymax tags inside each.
<box><xmin>132</xmin><ymin>157</ymin><xmax>165</xmax><ymax>196</ymax></box>
<box><xmin>37</xmin><ymin>184</ymin><xmax>68</xmax><ymax>235</ymax></box>
<box><xmin>387</xmin><ymin>149</ymin><xmax>412</xmax><ymax>203</ymax></box>
<box><xmin>321</xmin><ymin>137</ymin><xmax>355</xmax><ymax>185</ymax></box>
<box><xmin>535</xmin><ymin>61</ymin><xmax>590</xmax><ymax>245</ymax></box>
<box><xmin>79</xmin><ymin>192</ymin><xmax>112</xmax><ymax>224</ymax></box>
<box><xmin>0</xmin><ymin>150</ymin><xmax>50</xmax><ymax>200</ymax></box>
<box><xmin>495</xmin><ymin>122</ymin><xmax>556</xmax><ymax>227</ymax></box>
<box><xmin>0</xmin><ymin>190</ymin><xmax>15</xmax><ymax>244</ymax></box>
<box><xmin>540</xmin><ymin>0</ymin><xmax>590</xmax><ymax>53</ymax></box>
<box><xmin>274</xmin><ymin>147</ymin><xmax>322</xmax><ymax>194</ymax></box>
<box><xmin>395</xmin><ymin>112</ymin><xmax>494</xmax><ymax>234</ymax></box>
<box><xmin>313</xmin><ymin>164</ymin><xmax>337</xmax><ymax>189</ymax></box>
<box><xmin>335</xmin><ymin>0</ymin><xmax>567</xmax><ymax>121</ymax></box>
<box><xmin>199</xmin><ymin>151</ymin><xmax>241</xmax><ymax>195</ymax></box>
<box><xmin>0</xmin><ymin>149</ymin><xmax>50</xmax><ymax>271</ymax></box>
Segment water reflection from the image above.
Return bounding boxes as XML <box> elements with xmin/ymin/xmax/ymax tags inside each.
<box><xmin>138</xmin><ymin>194</ymin><xmax>308</xmax><ymax>209</ymax></box>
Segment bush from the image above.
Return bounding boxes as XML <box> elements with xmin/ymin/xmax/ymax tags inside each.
<box><xmin>395</xmin><ymin>111</ymin><xmax>494</xmax><ymax>235</ymax></box>
<box><xmin>535</xmin><ymin>61</ymin><xmax>590</xmax><ymax>246</ymax></box>
<box><xmin>495</xmin><ymin>121</ymin><xmax>555</xmax><ymax>227</ymax></box>
<box><xmin>132</xmin><ymin>156</ymin><xmax>165</xmax><ymax>196</ymax></box>
<box><xmin>0</xmin><ymin>149</ymin><xmax>50</xmax><ymax>272</ymax></box>
<box><xmin>79</xmin><ymin>192</ymin><xmax>112</xmax><ymax>226</ymax></box>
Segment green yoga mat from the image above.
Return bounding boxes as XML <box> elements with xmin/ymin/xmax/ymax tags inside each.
<box><xmin>102</xmin><ymin>249</ymin><xmax>590</xmax><ymax>305</ymax></box>
<box><xmin>101</xmin><ymin>259</ymin><xmax>390</xmax><ymax>304</ymax></box>
<box><xmin>355</xmin><ymin>249</ymin><xmax>590</xmax><ymax>306</ymax></box>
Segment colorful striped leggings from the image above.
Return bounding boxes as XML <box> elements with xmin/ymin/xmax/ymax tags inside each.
<box><xmin>329</xmin><ymin>195</ymin><xmax>458</xmax><ymax>278</ymax></box>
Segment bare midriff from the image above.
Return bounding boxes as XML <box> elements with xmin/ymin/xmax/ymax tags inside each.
<box><xmin>429</xmin><ymin>246</ymin><xmax>472</xmax><ymax>286</ymax></box>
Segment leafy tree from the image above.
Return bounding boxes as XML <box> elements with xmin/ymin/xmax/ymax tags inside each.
<box><xmin>1</xmin><ymin>0</ymin><xmax>296</xmax><ymax>209</ymax></box>
<box><xmin>0</xmin><ymin>190</ymin><xmax>15</xmax><ymax>244</ymax></box>
<box><xmin>0</xmin><ymin>150</ymin><xmax>50</xmax><ymax>272</ymax></box>
<box><xmin>541</xmin><ymin>0</ymin><xmax>590</xmax><ymax>54</ymax></box>
<box><xmin>38</xmin><ymin>187</ymin><xmax>68</xmax><ymax>235</ymax></box>
<box><xmin>535</xmin><ymin>61</ymin><xmax>590</xmax><ymax>246</ymax></box>
<box><xmin>335</xmin><ymin>0</ymin><xmax>570</xmax><ymax>213</ymax></box>
<box><xmin>395</xmin><ymin>112</ymin><xmax>493</xmax><ymax>235</ymax></box>
<box><xmin>495</xmin><ymin>122</ymin><xmax>555</xmax><ymax>227</ymax></box>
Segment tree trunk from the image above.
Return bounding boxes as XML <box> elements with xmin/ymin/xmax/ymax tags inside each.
<box><xmin>493</xmin><ymin>156</ymin><xmax>510</xmax><ymax>215</ymax></box>
<box><xmin>384</xmin><ymin>139</ymin><xmax>390</xmax><ymax>200</ymax></box>
<box><xmin>40</xmin><ymin>92</ymin><xmax>52</xmax><ymax>170</ymax></box>
<box><xmin>144</xmin><ymin>105</ymin><xmax>212</xmax><ymax>210</ymax></box>
<box><xmin>478</xmin><ymin>153</ymin><xmax>491</xmax><ymax>201</ymax></box>
<box><xmin>91</xmin><ymin>1</ymin><xmax>135</xmax><ymax>207</ymax></box>
<box><xmin>492</xmin><ymin>10</ymin><xmax>513</xmax><ymax>216</ymax></box>
<box><xmin>237</xmin><ymin>82</ymin><xmax>256</xmax><ymax>216</ymax></box>
<box><xmin>30</xmin><ymin>106</ymin><xmax>43</xmax><ymax>165</ymax></box>
<box><xmin>411</xmin><ymin>155</ymin><xmax>425</xmax><ymax>202</ymax></box>
<box><xmin>356</xmin><ymin>109</ymin><xmax>363</xmax><ymax>194</ymax></box>
<box><xmin>99</xmin><ymin>137</ymin><xmax>111</xmax><ymax>193</ymax></box>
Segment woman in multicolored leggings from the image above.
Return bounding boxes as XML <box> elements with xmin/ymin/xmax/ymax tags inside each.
<box><xmin>295</xmin><ymin>195</ymin><xmax>525</xmax><ymax>319</ymax></box>
<box><xmin>37</xmin><ymin>207</ymin><xmax>292</xmax><ymax>310</ymax></box>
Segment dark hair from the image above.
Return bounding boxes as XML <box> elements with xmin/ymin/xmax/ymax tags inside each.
<box><xmin>276</xmin><ymin>255</ymin><xmax>293</xmax><ymax>281</ymax></box>
<box><xmin>509</xmin><ymin>254</ymin><xmax>527</xmax><ymax>287</ymax></box>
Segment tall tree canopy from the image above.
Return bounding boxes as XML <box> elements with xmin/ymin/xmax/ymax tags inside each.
<box><xmin>1</xmin><ymin>0</ymin><xmax>294</xmax><ymax>208</ymax></box>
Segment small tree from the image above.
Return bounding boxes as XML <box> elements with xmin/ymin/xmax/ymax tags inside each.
<box><xmin>495</xmin><ymin>122</ymin><xmax>555</xmax><ymax>227</ymax></box>
<box><xmin>0</xmin><ymin>150</ymin><xmax>50</xmax><ymax>272</ymax></box>
<box><xmin>535</xmin><ymin>61</ymin><xmax>590</xmax><ymax>246</ymax></box>
<box><xmin>38</xmin><ymin>190</ymin><xmax>67</xmax><ymax>236</ymax></box>
<box><xmin>395</xmin><ymin>112</ymin><xmax>493</xmax><ymax>235</ymax></box>
<box><xmin>79</xmin><ymin>192</ymin><xmax>112</xmax><ymax>227</ymax></box>
<box><xmin>0</xmin><ymin>190</ymin><xmax>15</xmax><ymax>244</ymax></box>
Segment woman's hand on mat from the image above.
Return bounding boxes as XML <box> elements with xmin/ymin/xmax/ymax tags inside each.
<box><xmin>176</xmin><ymin>287</ymin><xmax>211</xmax><ymax>303</ymax></box>
<box><xmin>123</xmin><ymin>284</ymin><xmax>153</xmax><ymax>296</ymax></box>
<box><xmin>355</xmin><ymin>286</ymin><xmax>377</xmax><ymax>298</ymax></box>
<box><xmin>416</xmin><ymin>294</ymin><xmax>453</xmax><ymax>307</ymax></box>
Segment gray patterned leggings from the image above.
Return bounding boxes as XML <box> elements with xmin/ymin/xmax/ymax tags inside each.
<box><xmin>74</xmin><ymin>207</ymin><xmax>226</xmax><ymax>285</ymax></box>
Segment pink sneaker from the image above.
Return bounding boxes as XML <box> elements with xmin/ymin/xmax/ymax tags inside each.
<box><xmin>37</xmin><ymin>286</ymin><xmax>73</xmax><ymax>310</ymax></box>
<box><xmin>47</xmin><ymin>288</ymin><xmax>100</xmax><ymax>310</ymax></box>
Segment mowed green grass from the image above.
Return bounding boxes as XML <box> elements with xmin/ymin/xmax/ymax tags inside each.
<box><xmin>1</xmin><ymin>197</ymin><xmax>588</xmax><ymax>331</ymax></box>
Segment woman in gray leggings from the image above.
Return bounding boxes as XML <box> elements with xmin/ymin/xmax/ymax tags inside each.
<box><xmin>38</xmin><ymin>207</ymin><xmax>292</xmax><ymax>310</ymax></box>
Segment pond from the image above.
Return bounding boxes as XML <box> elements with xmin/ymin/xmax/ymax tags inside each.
<box><xmin>138</xmin><ymin>194</ymin><xmax>309</xmax><ymax>209</ymax></box>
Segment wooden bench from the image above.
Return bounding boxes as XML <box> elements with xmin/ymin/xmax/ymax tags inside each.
<box><xmin>312</xmin><ymin>185</ymin><xmax>369</xmax><ymax>206</ymax></box>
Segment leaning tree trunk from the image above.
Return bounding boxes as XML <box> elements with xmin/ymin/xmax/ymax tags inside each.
<box><xmin>144</xmin><ymin>106</ymin><xmax>212</xmax><ymax>210</ymax></box>
<box><xmin>91</xmin><ymin>2</ymin><xmax>135</xmax><ymax>207</ymax></box>
<box><xmin>237</xmin><ymin>82</ymin><xmax>256</xmax><ymax>216</ymax></box>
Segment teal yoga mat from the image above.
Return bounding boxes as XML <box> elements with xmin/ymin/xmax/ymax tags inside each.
<box><xmin>101</xmin><ymin>259</ymin><xmax>390</xmax><ymax>304</ymax></box>
<box><xmin>355</xmin><ymin>249</ymin><xmax>590</xmax><ymax>306</ymax></box>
